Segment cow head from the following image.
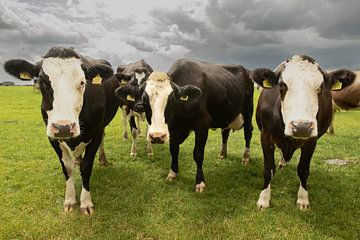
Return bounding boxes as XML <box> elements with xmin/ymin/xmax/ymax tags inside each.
<box><xmin>4</xmin><ymin>47</ymin><xmax>113</xmax><ymax>140</ymax></box>
<box><xmin>115</xmin><ymin>71</ymin><xmax>202</xmax><ymax>144</ymax></box>
<box><xmin>251</xmin><ymin>54</ymin><xmax>355</xmax><ymax>139</ymax></box>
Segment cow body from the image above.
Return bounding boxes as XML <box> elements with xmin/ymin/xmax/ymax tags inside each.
<box><xmin>251</xmin><ymin>55</ymin><xmax>355</xmax><ymax>209</ymax></box>
<box><xmin>4</xmin><ymin>47</ymin><xmax>123</xmax><ymax>214</ymax></box>
<box><xmin>117</xmin><ymin>60</ymin><xmax>153</xmax><ymax>156</ymax></box>
<box><xmin>117</xmin><ymin>58</ymin><xmax>254</xmax><ymax>191</ymax></box>
<box><xmin>328</xmin><ymin>71</ymin><xmax>360</xmax><ymax>133</ymax></box>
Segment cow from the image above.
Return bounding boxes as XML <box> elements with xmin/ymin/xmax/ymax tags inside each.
<box><xmin>4</xmin><ymin>47</ymin><xmax>127</xmax><ymax>214</ymax></box>
<box><xmin>328</xmin><ymin>70</ymin><xmax>360</xmax><ymax>134</ymax></box>
<box><xmin>116</xmin><ymin>60</ymin><xmax>153</xmax><ymax>156</ymax></box>
<box><xmin>115</xmin><ymin>58</ymin><xmax>254</xmax><ymax>192</ymax></box>
<box><xmin>251</xmin><ymin>55</ymin><xmax>356</xmax><ymax>210</ymax></box>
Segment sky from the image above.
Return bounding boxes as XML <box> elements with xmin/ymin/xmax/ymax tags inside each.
<box><xmin>1</xmin><ymin>0</ymin><xmax>360</xmax><ymax>84</ymax></box>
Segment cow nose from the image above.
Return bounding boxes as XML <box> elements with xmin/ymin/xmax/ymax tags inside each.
<box><xmin>149</xmin><ymin>132</ymin><xmax>167</xmax><ymax>144</ymax></box>
<box><xmin>290</xmin><ymin>120</ymin><xmax>315</xmax><ymax>139</ymax></box>
<box><xmin>51</xmin><ymin>120</ymin><xmax>76</xmax><ymax>139</ymax></box>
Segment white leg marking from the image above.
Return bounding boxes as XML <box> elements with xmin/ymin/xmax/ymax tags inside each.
<box><xmin>195</xmin><ymin>181</ymin><xmax>206</xmax><ymax>193</ymax></box>
<box><xmin>257</xmin><ymin>184</ymin><xmax>271</xmax><ymax>209</ymax></box>
<box><xmin>80</xmin><ymin>187</ymin><xmax>94</xmax><ymax>215</ymax></box>
<box><xmin>59</xmin><ymin>142</ymin><xmax>75</xmax><ymax>176</ymax></box>
<box><xmin>121</xmin><ymin>107</ymin><xmax>128</xmax><ymax>140</ymax></box>
<box><xmin>136</xmin><ymin>116</ymin><xmax>142</xmax><ymax>136</ymax></box>
<box><xmin>130</xmin><ymin>128</ymin><xmax>137</xmax><ymax>157</ymax></box>
<box><xmin>297</xmin><ymin>184</ymin><xmax>310</xmax><ymax>210</ymax></box>
<box><xmin>242</xmin><ymin>147</ymin><xmax>250</xmax><ymax>165</ymax></box>
<box><xmin>165</xmin><ymin>169</ymin><xmax>177</xmax><ymax>181</ymax></box>
<box><xmin>64</xmin><ymin>177</ymin><xmax>76</xmax><ymax>212</ymax></box>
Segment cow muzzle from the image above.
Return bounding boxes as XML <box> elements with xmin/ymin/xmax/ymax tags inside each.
<box><xmin>288</xmin><ymin>120</ymin><xmax>316</xmax><ymax>139</ymax></box>
<box><xmin>148</xmin><ymin>132</ymin><xmax>167</xmax><ymax>144</ymax></box>
<box><xmin>50</xmin><ymin>120</ymin><xmax>77</xmax><ymax>139</ymax></box>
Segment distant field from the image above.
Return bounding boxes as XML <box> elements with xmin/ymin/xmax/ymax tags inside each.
<box><xmin>0</xmin><ymin>86</ymin><xmax>359</xmax><ymax>239</ymax></box>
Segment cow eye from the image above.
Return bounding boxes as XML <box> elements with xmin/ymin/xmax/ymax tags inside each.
<box><xmin>279</xmin><ymin>81</ymin><xmax>287</xmax><ymax>100</ymax></box>
<box><xmin>80</xmin><ymin>81</ymin><xmax>85</xmax><ymax>87</ymax></box>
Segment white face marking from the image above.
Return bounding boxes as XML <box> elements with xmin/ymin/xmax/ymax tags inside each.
<box><xmin>280</xmin><ymin>55</ymin><xmax>323</xmax><ymax>137</ymax></box>
<box><xmin>42</xmin><ymin>57</ymin><xmax>86</xmax><ymax>138</ymax></box>
<box><xmin>257</xmin><ymin>184</ymin><xmax>271</xmax><ymax>209</ymax></box>
<box><xmin>145</xmin><ymin>72</ymin><xmax>173</xmax><ymax>143</ymax></box>
<box><xmin>296</xmin><ymin>184</ymin><xmax>309</xmax><ymax>210</ymax></box>
<box><xmin>135</xmin><ymin>72</ymin><xmax>146</xmax><ymax>85</ymax></box>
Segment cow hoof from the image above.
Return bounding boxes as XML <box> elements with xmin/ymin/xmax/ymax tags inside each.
<box><xmin>256</xmin><ymin>199</ymin><xmax>270</xmax><ymax>209</ymax></box>
<box><xmin>242</xmin><ymin>157</ymin><xmax>250</xmax><ymax>165</ymax></box>
<box><xmin>147</xmin><ymin>152</ymin><xmax>154</xmax><ymax>157</ymax></box>
<box><xmin>219</xmin><ymin>152</ymin><xmax>227</xmax><ymax>159</ymax></box>
<box><xmin>297</xmin><ymin>186</ymin><xmax>310</xmax><ymax>211</ymax></box>
<box><xmin>130</xmin><ymin>152</ymin><xmax>137</xmax><ymax>157</ymax></box>
<box><xmin>297</xmin><ymin>201</ymin><xmax>310</xmax><ymax>211</ymax></box>
<box><xmin>64</xmin><ymin>204</ymin><xmax>75</xmax><ymax>213</ymax></box>
<box><xmin>166</xmin><ymin>170</ymin><xmax>177</xmax><ymax>181</ymax></box>
<box><xmin>80</xmin><ymin>206</ymin><xmax>95</xmax><ymax>215</ymax></box>
<box><xmin>195</xmin><ymin>181</ymin><xmax>206</xmax><ymax>192</ymax></box>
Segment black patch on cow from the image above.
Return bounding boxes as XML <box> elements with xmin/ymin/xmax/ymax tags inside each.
<box><xmin>38</xmin><ymin>73</ymin><xmax>54</xmax><ymax>111</ymax></box>
<box><xmin>44</xmin><ymin>47</ymin><xmax>80</xmax><ymax>59</ymax></box>
<box><xmin>299</xmin><ymin>55</ymin><xmax>316</xmax><ymax>64</ymax></box>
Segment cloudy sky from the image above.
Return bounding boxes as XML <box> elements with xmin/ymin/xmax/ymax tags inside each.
<box><xmin>1</xmin><ymin>0</ymin><xmax>360</xmax><ymax>84</ymax></box>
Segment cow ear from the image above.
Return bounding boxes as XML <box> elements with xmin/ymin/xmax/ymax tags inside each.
<box><xmin>115</xmin><ymin>80</ymin><xmax>140</xmax><ymax>102</ymax></box>
<box><xmin>83</xmin><ymin>64</ymin><xmax>114</xmax><ymax>85</ymax></box>
<box><xmin>177</xmin><ymin>85</ymin><xmax>202</xmax><ymax>102</ymax></box>
<box><xmin>115</xmin><ymin>73</ymin><xmax>132</xmax><ymax>85</ymax></box>
<box><xmin>250</xmin><ymin>68</ymin><xmax>279</xmax><ymax>89</ymax></box>
<box><xmin>4</xmin><ymin>59</ymin><xmax>40</xmax><ymax>81</ymax></box>
<box><xmin>326</xmin><ymin>69</ymin><xmax>356</xmax><ymax>91</ymax></box>
<box><xmin>116</xmin><ymin>65</ymin><xmax>125</xmax><ymax>73</ymax></box>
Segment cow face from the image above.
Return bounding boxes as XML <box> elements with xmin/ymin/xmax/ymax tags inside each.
<box><xmin>115</xmin><ymin>71</ymin><xmax>202</xmax><ymax>144</ymax></box>
<box><xmin>251</xmin><ymin>55</ymin><xmax>355</xmax><ymax>139</ymax></box>
<box><xmin>4</xmin><ymin>49</ymin><xmax>113</xmax><ymax>140</ymax></box>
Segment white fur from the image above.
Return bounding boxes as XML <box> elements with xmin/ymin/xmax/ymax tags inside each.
<box><xmin>145</xmin><ymin>72</ymin><xmax>173</xmax><ymax>143</ymax></box>
<box><xmin>242</xmin><ymin>147</ymin><xmax>250</xmax><ymax>165</ymax></box>
<box><xmin>80</xmin><ymin>187</ymin><xmax>94</xmax><ymax>209</ymax></box>
<box><xmin>59</xmin><ymin>141</ymin><xmax>75</xmax><ymax>176</ymax></box>
<box><xmin>166</xmin><ymin>169</ymin><xmax>177</xmax><ymax>181</ymax></box>
<box><xmin>195</xmin><ymin>181</ymin><xmax>206</xmax><ymax>192</ymax></box>
<box><xmin>135</xmin><ymin>72</ymin><xmax>146</xmax><ymax>85</ymax></box>
<box><xmin>297</xmin><ymin>185</ymin><xmax>310</xmax><ymax>210</ymax></box>
<box><xmin>228</xmin><ymin>113</ymin><xmax>244</xmax><ymax>130</ymax></box>
<box><xmin>64</xmin><ymin>177</ymin><xmax>76</xmax><ymax>207</ymax></box>
<box><xmin>280</xmin><ymin>55</ymin><xmax>323</xmax><ymax>137</ymax></box>
<box><xmin>257</xmin><ymin>184</ymin><xmax>271</xmax><ymax>209</ymax></box>
<box><xmin>42</xmin><ymin>57</ymin><xmax>85</xmax><ymax>138</ymax></box>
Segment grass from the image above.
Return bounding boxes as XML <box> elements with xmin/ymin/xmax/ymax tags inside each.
<box><xmin>0</xmin><ymin>86</ymin><xmax>359</xmax><ymax>239</ymax></box>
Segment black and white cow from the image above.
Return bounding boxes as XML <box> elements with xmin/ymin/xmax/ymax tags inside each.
<box><xmin>251</xmin><ymin>55</ymin><xmax>355</xmax><ymax>210</ymax></box>
<box><xmin>4</xmin><ymin>47</ymin><xmax>126</xmax><ymax>214</ymax></box>
<box><xmin>116</xmin><ymin>60</ymin><xmax>153</xmax><ymax>156</ymax></box>
<box><xmin>116</xmin><ymin>58</ymin><xmax>254</xmax><ymax>192</ymax></box>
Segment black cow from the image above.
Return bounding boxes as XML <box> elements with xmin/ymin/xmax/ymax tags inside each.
<box><xmin>116</xmin><ymin>58</ymin><xmax>254</xmax><ymax>192</ymax></box>
<box><xmin>4</xmin><ymin>47</ymin><xmax>126</xmax><ymax>214</ymax></box>
<box><xmin>116</xmin><ymin>60</ymin><xmax>153</xmax><ymax>156</ymax></box>
<box><xmin>328</xmin><ymin>70</ymin><xmax>360</xmax><ymax>134</ymax></box>
<box><xmin>251</xmin><ymin>55</ymin><xmax>355</xmax><ymax>210</ymax></box>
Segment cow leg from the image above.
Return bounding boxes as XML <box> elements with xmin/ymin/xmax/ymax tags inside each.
<box><xmin>121</xmin><ymin>106</ymin><xmax>128</xmax><ymax>140</ymax></box>
<box><xmin>146</xmin><ymin>124</ymin><xmax>153</xmax><ymax>156</ymax></box>
<box><xmin>297</xmin><ymin>140</ymin><xmax>316</xmax><ymax>210</ymax></box>
<box><xmin>98</xmin><ymin>132</ymin><xmax>108</xmax><ymax>166</ymax></box>
<box><xmin>136</xmin><ymin>115</ymin><xmax>142</xmax><ymax>136</ymax></box>
<box><xmin>57</xmin><ymin>142</ymin><xmax>77</xmax><ymax>213</ymax></box>
<box><xmin>219</xmin><ymin>128</ymin><xmax>230</xmax><ymax>159</ymax></box>
<box><xmin>80</xmin><ymin>133</ymin><xmax>102</xmax><ymax>215</ymax></box>
<box><xmin>167</xmin><ymin>129</ymin><xmax>189</xmax><ymax>181</ymax></box>
<box><xmin>193</xmin><ymin>127</ymin><xmax>209</xmax><ymax>192</ymax></box>
<box><xmin>129</xmin><ymin>115</ymin><xmax>137</xmax><ymax>157</ymax></box>
<box><xmin>257</xmin><ymin>132</ymin><xmax>275</xmax><ymax>209</ymax></box>
<box><xmin>327</xmin><ymin>109</ymin><xmax>335</xmax><ymax>134</ymax></box>
<box><xmin>242</xmin><ymin>109</ymin><xmax>253</xmax><ymax>165</ymax></box>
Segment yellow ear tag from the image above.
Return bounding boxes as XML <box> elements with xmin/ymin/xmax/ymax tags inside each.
<box><xmin>19</xmin><ymin>72</ymin><xmax>32</xmax><ymax>80</ymax></box>
<box><xmin>126</xmin><ymin>95</ymin><xmax>135</xmax><ymax>102</ymax></box>
<box><xmin>92</xmin><ymin>74</ymin><xmax>102</xmax><ymax>85</ymax></box>
<box><xmin>180</xmin><ymin>95</ymin><xmax>189</xmax><ymax>101</ymax></box>
<box><xmin>331</xmin><ymin>80</ymin><xmax>342</xmax><ymax>91</ymax></box>
<box><xmin>262</xmin><ymin>79</ymin><xmax>272</xmax><ymax>88</ymax></box>
<box><xmin>121</xmin><ymin>79</ymin><xmax>127</xmax><ymax>85</ymax></box>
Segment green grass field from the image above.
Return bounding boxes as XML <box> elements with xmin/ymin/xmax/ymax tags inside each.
<box><xmin>0</xmin><ymin>86</ymin><xmax>359</xmax><ymax>239</ymax></box>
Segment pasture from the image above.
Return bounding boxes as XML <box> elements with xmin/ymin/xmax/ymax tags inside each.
<box><xmin>0</xmin><ymin>86</ymin><xmax>359</xmax><ymax>239</ymax></box>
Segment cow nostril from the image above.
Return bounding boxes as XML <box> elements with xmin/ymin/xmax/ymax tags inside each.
<box><xmin>160</xmin><ymin>133</ymin><xmax>166</xmax><ymax>139</ymax></box>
